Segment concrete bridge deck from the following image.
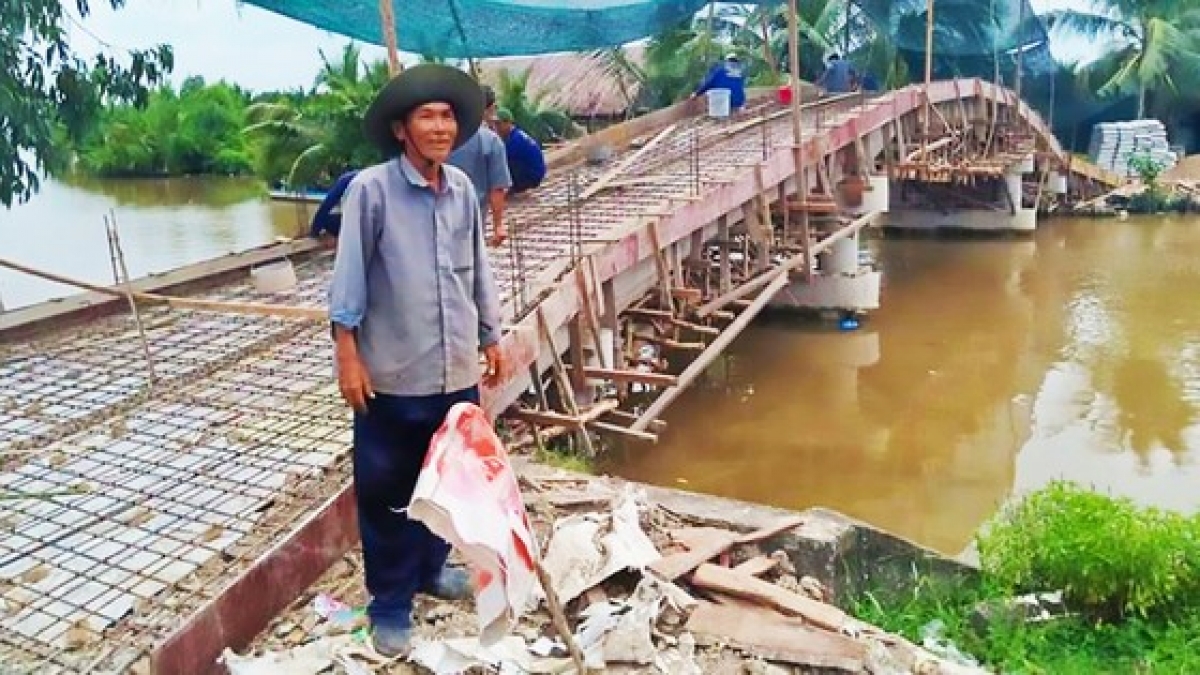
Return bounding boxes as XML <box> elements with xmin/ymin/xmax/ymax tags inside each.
<box><xmin>0</xmin><ymin>79</ymin><xmax>1117</xmax><ymax>673</ymax></box>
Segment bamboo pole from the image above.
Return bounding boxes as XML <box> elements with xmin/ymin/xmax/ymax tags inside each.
<box><xmin>922</xmin><ymin>0</ymin><xmax>935</xmax><ymax>156</ymax></box>
<box><xmin>378</xmin><ymin>0</ymin><xmax>402</xmax><ymax>76</ymax></box>
<box><xmin>786</xmin><ymin>0</ymin><xmax>803</xmax><ymax>148</ymax></box>
<box><xmin>0</xmin><ymin>257</ymin><xmax>326</xmax><ymax>322</ymax></box>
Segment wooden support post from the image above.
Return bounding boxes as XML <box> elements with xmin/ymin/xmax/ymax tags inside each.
<box><xmin>717</xmin><ymin>215</ymin><xmax>732</xmax><ymax>295</ymax></box>
<box><xmin>600</xmin><ymin>277</ymin><xmax>625</xmax><ymax>399</ymax></box>
<box><xmin>575</xmin><ymin>262</ymin><xmax>608</xmax><ymax>370</ymax></box>
<box><xmin>647</xmin><ymin>221</ymin><xmax>677</xmax><ymax>315</ymax></box>
<box><xmin>537</xmin><ymin>308</ymin><xmax>597</xmax><ymax>457</ymax></box>
<box><xmin>527</xmin><ymin>365</ymin><xmax>550</xmax><ymax>455</ymax></box>
<box><xmin>567</xmin><ymin>317</ymin><xmax>590</xmax><ymax>404</ymax></box>
<box><xmin>794</xmin><ymin>148</ymin><xmax>813</xmax><ymax>281</ymax></box>
<box><xmin>378</xmin><ymin>0</ymin><xmax>402</xmax><ymax>76</ymax></box>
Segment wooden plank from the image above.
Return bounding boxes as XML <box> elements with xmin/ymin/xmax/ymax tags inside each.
<box><xmin>506</xmin><ymin>399</ymin><xmax>619</xmax><ymax>429</ymax></box>
<box><xmin>735</xmin><ymin>515</ymin><xmax>805</xmax><ymax>544</ymax></box>
<box><xmin>733</xmin><ymin>555</ymin><xmax>779</xmax><ymax>578</ymax></box>
<box><xmin>686</xmin><ymin>601</ymin><xmax>866</xmax><ymax>671</ymax></box>
<box><xmin>649</xmin><ymin>529</ymin><xmax>737</xmax><ymax>581</ymax></box>
<box><xmin>691</xmin><ymin>563</ymin><xmax>848</xmax><ymax>632</ymax></box>
<box><xmin>566</xmin><ymin>366</ymin><xmax>679</xmax><ymax>387</ymax></box>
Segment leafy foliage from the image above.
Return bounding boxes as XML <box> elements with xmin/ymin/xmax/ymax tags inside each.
<box><xmin>1044</xmin><ymin>0</ymin><xmax>1200</xmax><ymax>118</ymax></box>
<box><xmin>853</xmin><ymin>482</ymin><xmax>1200</xmax><ymax>673</ymax></box>
<box><xmin>2</xmin><ymin>0</ymin><xmax>173</xmax><ymax>207</ymax></box>
<box><xmin>243</xmin><ymin>44</ymin><xmax>390</xmax><ymax>188</ymax></box>
<box><xmin>73</xmin><ymin>77</ymin><xmax>254</xmax><ymax>177</ymax></box>
<box><xmin>494</xmin><ymin>68</ymin><xmax>578</xmax><ymax>143</ymax></box>
<box><xmin>977</xmin><ymin>480</ymin><xmax>1200</xmax><ymax>618</ymax></box>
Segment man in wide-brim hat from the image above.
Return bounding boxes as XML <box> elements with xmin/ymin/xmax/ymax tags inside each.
<box><xmin>328</xmin><ymin>63</ymin><xmax>505</xmax><ymax>657</ymax></box>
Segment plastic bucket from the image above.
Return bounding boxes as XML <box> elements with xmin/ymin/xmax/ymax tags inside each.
<box><xmin>777</xmin><ymin>85</ymin><xmax>793</xmax><ymax>105</ymax></box>
<box><xmin>250</xmin><ymin>259</ymin><xmax>297</xmax><ymax>294</ymax></box>
<box><xmin>707</xmin><ymin>88</ymin><xmax>731</xmax><ymax>118</ymax></box>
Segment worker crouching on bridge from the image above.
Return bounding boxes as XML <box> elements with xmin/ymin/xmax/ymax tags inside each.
<box><xmin>327</xmin><ymin>63</ymin><xmax>506</xmax><ymax>658</ymax></box>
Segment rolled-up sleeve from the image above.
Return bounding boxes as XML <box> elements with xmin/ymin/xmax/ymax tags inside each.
<box><xmin>470</xmin><ymin>196</ymin><xmax>503</xmax><ymax>347</ymax></box>
<box><xmin>328</xmin><ymin>179</ymin><xmax>376</xmax><ymax>329</ymax></box>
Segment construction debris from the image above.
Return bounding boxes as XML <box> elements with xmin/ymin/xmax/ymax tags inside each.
<box><xmin>239</xmin><ymin>471</ymin><xmax>992</xmax><ymax>674</ymax></box>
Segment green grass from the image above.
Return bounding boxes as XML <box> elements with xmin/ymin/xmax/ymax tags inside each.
<box><xmin>852</xmin><ymin>579</ymin><xmax>1200</xmax><ymax>674</ymax></box>
<box><xmin>849</xmin><ymin>482</ymin><xmax>1200</xmax><ymax>674</ymax></box>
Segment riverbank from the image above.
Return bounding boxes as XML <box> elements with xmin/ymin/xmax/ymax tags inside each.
<box><xmin>229</xmin><ymin>461</ymin><xmax>987</xmax><ymax>675</ymax></box>
<box><xmin>226</xmin><ymin>461</ymin><xmax>1200</xmax><ymax>675</ymax></box>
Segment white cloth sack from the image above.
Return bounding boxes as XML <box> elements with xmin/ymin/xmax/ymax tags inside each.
<box><xmin>407</xmin><ymin>402</ymin><xmax>540</xmax><ymax>646</ymax></box>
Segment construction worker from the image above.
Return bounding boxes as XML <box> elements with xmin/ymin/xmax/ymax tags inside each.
<box><xmin>309</xmin><ymin>168</ymin><xmax>359</xmax><ymax>242</ymax></box>
<box><xmin>448</xmin><ymin>84</ymin><xmax>512</xmax><ymax>246</ymax></box>
<box><xmin>816</xmin><ymin>54</ymin><xmax>858</xmax><ymax>95</ymax></box>
<box><xmin>328</xmin><ymin>63</ymin><xmax>505</xmax><ymax>658</ymax></box>
<box><xmin>691</xmin><ymin>53</ymin><xmax>747</xmax><ymax>112</ymax></box>
<box><xmin>493</xmin><ymin>107</ymin><xmax>546</xmax><ymax>196</ymax></box>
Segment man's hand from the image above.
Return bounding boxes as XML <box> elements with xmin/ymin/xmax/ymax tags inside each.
<box><xmin>334</xmin><ymin>328</ymin><xmax>374</xmax><ymax>413</ymax></box>
<box><xmin>483</xmin><ymin>344</ymin><xmax>504</xmax><ymax>387</ymax></box>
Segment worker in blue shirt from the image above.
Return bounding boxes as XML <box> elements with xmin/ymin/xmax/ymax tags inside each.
<box><xmin>492</xmin><ymin>108</ymin><xmax>546</xmax><ymax>195</ymax></box>
<box><xmin>309</xmin><ymin>169</ymin><xmax>359</xmax><ymax>240</ymax></box>
<box><xmin>690</xmin><ymin>53</ymin><xmax>746</xmax><ymax>112</ymax></box>
<box><xmin>816</xmin><ymin>54</ymin><xmax>858</xmax><ymax>95</ymax></box>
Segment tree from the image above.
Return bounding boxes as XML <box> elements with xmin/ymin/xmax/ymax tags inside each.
<box><xmin>2</xmin><ymin>0</ymin><xmax>174</xmax><ymax>207</ymax></box>
<box><xmin>243</xmin><ymin>43</ymin><xmax>386</xmax><ymax>188</ymax></box>
<box><xmin>1045</xmin><ymin>0</ymin><xmax>1200</xmax><ymax>118</ymax></box>
<box><xmin>494</xmin><ymin>68</ymin><xmax>577</xmax><ymax>144</ymax></box>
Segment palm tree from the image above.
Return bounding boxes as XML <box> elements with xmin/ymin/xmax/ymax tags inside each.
<box><xmin>494</xmin><ymin>68</ymin><xmax>578</xmax><ymax>143</ymax></box>
<box><xmin>1045</xmin><ymin>0</ymin><xmax>1200</xmax><ymax>118</ymax></box>
<box><xmin>243</xmin><ymin>43</ymin><xmax>386</xmax><ymax>187</ymax></box>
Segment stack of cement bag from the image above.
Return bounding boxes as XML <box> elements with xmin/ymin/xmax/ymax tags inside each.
<box><xmin>1088</xmin><ymin>120</ymin><xmax>1178</xmax><ymax>177</ymax></box>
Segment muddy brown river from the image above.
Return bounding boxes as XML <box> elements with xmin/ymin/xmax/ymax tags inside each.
<box><xmin>4</xmin><ymin>178</ymin><xmax>1198</xmax><ymax>555</ymax></box>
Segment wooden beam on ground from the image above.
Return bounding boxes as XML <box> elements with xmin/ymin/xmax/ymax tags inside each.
<box><xmin>691</xmin><ymin>563</ymin><xmax>849</xmax><ymax>632</ymax></box>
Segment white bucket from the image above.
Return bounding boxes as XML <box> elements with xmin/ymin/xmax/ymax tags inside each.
<box><xmin>251</xmin><ymin>259</ymin><xmax>297</xmax><ymax>294</ymax></box>
<box><xmin>1049</xmin><ymin>171</ymin><xmax>1068</xmax><ymax>194</ymax></box>
<box><xmin>706</xmin><ymin>88</ymin><xmax>731</xmax><ymax>118</ymax></box>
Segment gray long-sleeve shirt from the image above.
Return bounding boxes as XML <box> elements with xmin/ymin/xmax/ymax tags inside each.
<box><xmin>327</xmin><ymin>155</ymin><xmax>503</xmax><ymax>397</ymax></box>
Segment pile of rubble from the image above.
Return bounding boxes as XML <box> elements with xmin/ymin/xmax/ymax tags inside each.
<box><xmin>225</xmin><ymin>471</ymin><xmax>990</xmax><ymax>674</ymax></box>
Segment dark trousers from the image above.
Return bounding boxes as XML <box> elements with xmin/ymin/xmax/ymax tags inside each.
<box><xmin>352</xmin><ymin>386</ymin><xmax>479</xmax><ymax>628</ymax></box>
<box><xmin>510</xmin><ymin>174</ymin><xmax>543</xmax><ymax>195</ymax></box>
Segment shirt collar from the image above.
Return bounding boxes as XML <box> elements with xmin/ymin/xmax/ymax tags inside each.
<box><xmin>397</xmin><ymin>153</ymin><xmax>449</xmax><ymax>194</ymax></box>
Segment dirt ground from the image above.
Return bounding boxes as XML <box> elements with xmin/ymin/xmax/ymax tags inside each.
<box><xmin>227</xmin><ymin>470</ymin><xmax>986</xmax><ymax>675</ymax></box>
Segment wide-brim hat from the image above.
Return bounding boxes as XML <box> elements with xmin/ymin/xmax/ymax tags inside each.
<box><xmin>363</xmin><ymin>64</ymin><xmax>485</xmax><ymax>157</ymax></box>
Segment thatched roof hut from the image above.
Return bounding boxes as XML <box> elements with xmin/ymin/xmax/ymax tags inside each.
<box><xmin>477</xmin><ymin>46</ymin><xmax>646</xmax><ymax>120</ymax></box>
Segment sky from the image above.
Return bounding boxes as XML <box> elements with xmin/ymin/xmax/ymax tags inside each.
<box><xmin>67</xmin><ymin>0</ymin><xmax>1095</xmax><ymax>94</ymax></box>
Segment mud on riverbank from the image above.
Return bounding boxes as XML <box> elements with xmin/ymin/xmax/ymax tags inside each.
<box><xmin>228</xmin><ymin>462</ymin><xmax>984</xmax><ymax>675</ymax></box>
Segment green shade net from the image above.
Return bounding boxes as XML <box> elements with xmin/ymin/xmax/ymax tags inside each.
<box><xmin>237</xmin><ymin>0</ymin><xmax>1050</xmax><ymax>68</ymax></box>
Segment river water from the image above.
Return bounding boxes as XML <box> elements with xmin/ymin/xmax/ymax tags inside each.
<box><xmin>4</xmin><ymin>178</ymin><xmax>1198</xmax><ymax>555</ymax></box>
<box><xmin>0</xmin><ymin>177</ymin><xmax>312</xmax><ymax>310</ymax></box>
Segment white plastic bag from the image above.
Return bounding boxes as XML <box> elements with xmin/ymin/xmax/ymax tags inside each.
<box><xmin>407</xmin><ymin>402</ymin><xmax>539</xmax><ymax>646</ymax></box>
